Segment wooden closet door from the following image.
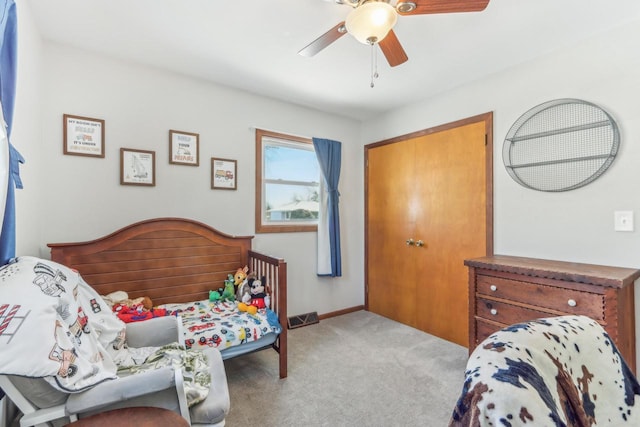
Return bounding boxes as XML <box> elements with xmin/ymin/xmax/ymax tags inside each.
<box><xmin>366</xmin><ymin>113</ymin><xmax>492</xmax><ymax>348</ymax></box>
<box><xmin>367</xmin><ymin>139</ymin><xmax>418</xmax><ymax>328</ymax></box>
<box><xmin>413</xmin><ymin>121</ymin><xmax>487</xmax><ymax>346</ymax></box>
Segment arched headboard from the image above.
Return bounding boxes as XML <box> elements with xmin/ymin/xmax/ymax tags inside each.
<box><xmin>48</xmin><ymin>217</ymin><xmax>253</xmax><ymax>305</ymax></box>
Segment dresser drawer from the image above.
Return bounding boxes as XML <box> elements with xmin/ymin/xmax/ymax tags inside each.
<box><xmin>474</xmin><ymin>318</ymin><xmax>505</xmax><ymax>346</ymax></box>
<box><xmin>476</xmin><ymin>297</ymin><xmax>555</xmax><ymax>325</ymax></box>
<box><xmin>476</xmin><ymin>275</ymin><xmax>604</xmax><ymax>320</ymax></box>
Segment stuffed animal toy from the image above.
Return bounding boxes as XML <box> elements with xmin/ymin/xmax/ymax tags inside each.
<box><xmin>111</xmin><ymin>295</ymin><xmax>165</xmax><ymax>323</ymax></box>
<box><xmin>210</xmin><ymin>274</ymin><xmax>237</xmax><ymax>302</ymax></box>
<box><xmin>209</xmin><ymin>290</ymin><xmax>222</xmax><ymax>302</ymax></box>
<box><xmin>138</xmin><ymin>296</ymin><xmax>153</xmax><ymax>310</ymax></box>
<box><xmin>238</xmin><ymin>276</ymin><xmax>270</xmax><ymax>315</ymax></box>
<box><xmin>104</xmin><ymin>291</ymin><xmax>153</xmax><ymax>311</ymax></box>
<box><xmin>221</xmin><ymin>274</ymin><xmax>236</xmax><ymax>301</ymax></box>
<box><xmin>234</xmin><ymin>266</ymin><xmax>252</xmax><ymax>301</ymax></box>
<box><xmin>233</xmin><ymin>266</ymin><xmax>249</xmax><ymax>286</ymax></box>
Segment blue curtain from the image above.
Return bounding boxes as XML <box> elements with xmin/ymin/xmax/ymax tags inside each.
<box><xmin>312</xmin><ymin>137</ymin><xmax>342</xmax><ymax>277</ymax></box>
<box><xmin>0</xmin><ymin>0</ymin><xmax>22</xmax><ymax>265</ymax></box>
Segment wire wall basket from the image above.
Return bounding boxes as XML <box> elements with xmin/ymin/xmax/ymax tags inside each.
<box><xmin>503</xmin><ymin>98</ymin><xmax>619</xmax><ymax>192</ymax></box>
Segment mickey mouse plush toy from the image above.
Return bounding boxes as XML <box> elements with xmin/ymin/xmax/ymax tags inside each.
<box><xmin>238</xmin><ymin>276</ymin><xmax>270</xmax><ymax>315</ymax></box>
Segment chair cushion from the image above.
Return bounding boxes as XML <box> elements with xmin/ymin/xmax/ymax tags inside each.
<box><xmin>125</xmin><ymin>316</ymin><xmax>181</xmax><ymax>348</ymax></box>
<box><xmin>7</xmin><ymin>375</ymin><xmax>67</xmax><ymax>409</ymax></box>
<box><xmin>189</xmin><ymin>347</ymin><xmax>230</xmax><ymax>425</ymax></box>
<box><xmin>73</xmin><ymin>349</ymin><xmax>230</xmax><ymax>425</ymax></box>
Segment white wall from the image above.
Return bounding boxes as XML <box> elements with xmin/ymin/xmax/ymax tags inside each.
<box><xmin>14</xmin><ymin>32</ymin><xmax>364</xmax><ymax>318</ymax></box>
<box><xmin>363</xmin><ymin>18</ymin><xmax>640</xmax><ymax>368</ymax></box>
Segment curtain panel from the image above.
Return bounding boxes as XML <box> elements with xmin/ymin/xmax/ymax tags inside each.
<box><xmin>312</xmin><ymin>137</ymin><xmax>342</xmax><ymax>277</ymax></box>
<box><xmin>0</xmin><ymin>0</ymin><xmax>23</xmax><ymax>265</ymax></box>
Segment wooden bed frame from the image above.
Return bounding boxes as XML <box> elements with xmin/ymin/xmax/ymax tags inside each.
<box><xmin>47</xmin><ymin>217</ymin><xmax>288</xmax><ymax>378</ymax></box>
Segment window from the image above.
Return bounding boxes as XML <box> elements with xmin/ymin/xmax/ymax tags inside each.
<box><xmin>255</xmin><ymin>129</ymin><xmax>320</xmax><ymax>233</ymax></box>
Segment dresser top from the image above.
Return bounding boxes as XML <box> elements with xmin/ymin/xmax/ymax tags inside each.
<box><xmin>465</xmin><ymin>255</ymin><xmax>640</xmax><ymax>288</ymax></box>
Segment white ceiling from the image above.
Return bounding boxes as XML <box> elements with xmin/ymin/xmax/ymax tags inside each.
<box><xmin>26</xmin><ymin>0</ymin><xmax>640</xmax><ymax>121</ymax></box>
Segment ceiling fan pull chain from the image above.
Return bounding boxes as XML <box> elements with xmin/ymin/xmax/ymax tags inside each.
<box><xmin>370</xmin><ymin>43</ymin><xmax>374</xmax><ymax>88</ymax></box>
<box><xmin>374</xmin><ymin>44</ymin><xmax>379</xmax><ymax>79</ymax></box>
<box><xmin>370</xmin><ymin>43</ymin><xmax>379</xmax><ymax>88</ymax></box>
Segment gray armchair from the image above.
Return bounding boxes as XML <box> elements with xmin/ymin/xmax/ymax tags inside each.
<box><xmin>0</xmin><ymin>316</ymin><xmax>230</xmax><ymax>427</ymax></box>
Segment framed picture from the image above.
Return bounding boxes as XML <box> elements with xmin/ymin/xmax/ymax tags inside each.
<box><xmin>211</xmin><ymin>158</ymin><xmax>237</xmax><ymax>190</ymax></box>
<box><xmin>63</xmin><ymin>114</ymin><xmax>105</xmax><ymax>158</ymax></box>
<box><xmin>169</xmin><ymin>130</ymin><xmax>199</xmax><ymax>166</ymax></box>
<box><xmin>120</xmin><ymin>148</ymin><xmax>155</xmax><ymax>186</ymax></box>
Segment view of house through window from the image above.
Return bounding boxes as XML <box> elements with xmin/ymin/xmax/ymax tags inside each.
<box><xmin>255</xmin><ymin>129</ymin><xmax>320</xmax><ymax>233</ymax></box>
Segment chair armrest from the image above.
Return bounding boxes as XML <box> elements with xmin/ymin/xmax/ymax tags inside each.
<box><xmin>65</xmin><ymin>366</ymin><xmax>177</xmax><ymax>414</ymax></box>
<box><xmin>125</xmin><ymin>316</ymin><xmax>182</xmax><ymax>347</ymax></box>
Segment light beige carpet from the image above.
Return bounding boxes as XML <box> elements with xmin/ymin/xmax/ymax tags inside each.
<box><xmin>223</xmin><ymin>310</ymin><xmax>468</xmax><ymax>427</ymax></box>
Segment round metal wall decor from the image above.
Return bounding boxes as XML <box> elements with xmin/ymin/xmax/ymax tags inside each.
<box><xmin>502</xmin><ymin>98</ymin><xmax>619</xmax><ymax>192</ymax></box>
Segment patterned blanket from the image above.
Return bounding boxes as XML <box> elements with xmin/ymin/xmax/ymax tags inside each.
<box><xmin>160</xmin><ymin>299</ymin><xmax>281</xmax><ymax>351</ymax></box>
<box><xmin>0</xmin><ymin>256</ymin><xmax>118</xmax><ymax>391</ymax></box>
<box><xmin>0</xmin><ymin>256</ymin><xmax>210</xmax><ymax>404</ymax></box>
<box><xmin>449</xmin><ymin>315</ymin><xmax>640</xmax><ymax>427</ymax></box>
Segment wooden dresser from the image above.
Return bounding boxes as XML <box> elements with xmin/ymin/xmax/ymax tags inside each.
<box><xmin>466</xmin><ymin>255</ymin><xmax>639</xmax><ymax>373</ymax></box>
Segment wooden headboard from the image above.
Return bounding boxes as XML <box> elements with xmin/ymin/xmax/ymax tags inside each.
<box><xmin>50</xmin><ymin>217</ymin><xmax>257</xmax><ymax>304</ymax></box>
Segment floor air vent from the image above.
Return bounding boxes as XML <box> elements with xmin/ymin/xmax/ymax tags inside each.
<box><xmin>287</xmin><ymin>311</ymin><xmax>319</xmax><ymax>329</ymax></box>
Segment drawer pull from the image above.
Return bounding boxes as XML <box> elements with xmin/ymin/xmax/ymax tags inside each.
<box><xmin>490</xmin><ymin>285</ymin><xmax>497</xmax><ymax>291</ymax></box>
<box><xmin>567</xmin><ymin>299</ymin><xmax>577</xmax><ymax>307</ymax></box>
<box><xmin>490</xmin><ymin>308</ymin><xmax>498</xmax><ymax>315</ymax></box>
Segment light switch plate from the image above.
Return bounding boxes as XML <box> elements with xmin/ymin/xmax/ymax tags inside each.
<box><xmin>614</xmin><ymin>211</ymin><xmax>634</xmax><ymax>232</ymax></box>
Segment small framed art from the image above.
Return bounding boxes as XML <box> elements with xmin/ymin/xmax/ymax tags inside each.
<box><xmin>211</xmin><ymin>158</ymin><xmax>237</xmax><ymax>190</ymax></box>
<box><xmin>169</xmin><ymin>130</ymin><xmax>199</xmax><ymax>166</ymax></box>
<box><xmin>63</xmin><ymin>114</ymin><xmax>105</xmax><ymax>158</ymax></box>
<box><xmin>120</xmin><ymin>148</ymin><xmax>156</xmax><ymax>186</ymax></box>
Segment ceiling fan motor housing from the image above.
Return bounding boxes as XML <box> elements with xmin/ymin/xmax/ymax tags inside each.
<box><xmin>396</xmin><ymin>2</ymin><xmax>417</xmax><ymax>13</ymax></box>
<box><xmin>345</xmin><ymin>1</ymin><xmax>398</xmax><ymax>45</ymax></box>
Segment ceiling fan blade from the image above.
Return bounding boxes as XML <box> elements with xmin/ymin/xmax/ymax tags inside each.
<box><xmin>379</xmin><ymin>30</ymin><xmax>408</xmax><ymax>67</ymax></box>
<box><xmin>298</xmin><ymin>21</ymin><xmax>347</xmax><ymax>57</ymax></box>
<box><xmin>397</xmin><ymin>0</ymin><xmax>490</xmax><ymax>15</ymax></box>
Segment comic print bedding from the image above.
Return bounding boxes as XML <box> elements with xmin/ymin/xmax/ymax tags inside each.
<box><xmin>0</xmin><ymin>256</ymin><xmax>118</xmax><ymax>392</ymax></box>
<box><xmin>159</xmin><ymin>299</ymin><xmax>282</xmax><ymax>351</ymax></box>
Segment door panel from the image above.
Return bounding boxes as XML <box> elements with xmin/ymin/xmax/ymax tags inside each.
<box><xmin>367</xmin><ymin>140</ymin><xmax>417</xmax><ymax>327</ymax></box>
<box><xmin>413</xmin><ymin>121</ymin><xmax>487</xmax><ymax>346</ymax></box>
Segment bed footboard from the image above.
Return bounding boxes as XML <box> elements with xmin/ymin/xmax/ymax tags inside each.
<box><xmin>248</xmin><ymin>250</ymin><xmax>287</xmax><ymax>379</ymax></box>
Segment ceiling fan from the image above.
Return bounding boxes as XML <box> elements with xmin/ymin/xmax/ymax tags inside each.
<box><xmin>298</xmin><ymin>0</ymin><xmax>490</xmax><ymax>67</ymax></box>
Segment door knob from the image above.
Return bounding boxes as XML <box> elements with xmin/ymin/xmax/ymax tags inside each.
<box><xmin>415</xmin><ymin>240</ymin><xmax>424</xmax><ymax>247</ymax></box>
<box><xmin>406</xmin><ymin>238</ymin><xmax>414</xmax><ymax>246</ymax></box>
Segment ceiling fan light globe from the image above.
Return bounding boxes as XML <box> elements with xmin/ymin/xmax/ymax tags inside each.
<box><xmin>345</xmin><ymin>1</ymin><xmax>398</xmax><ymax>45</ymax></box>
